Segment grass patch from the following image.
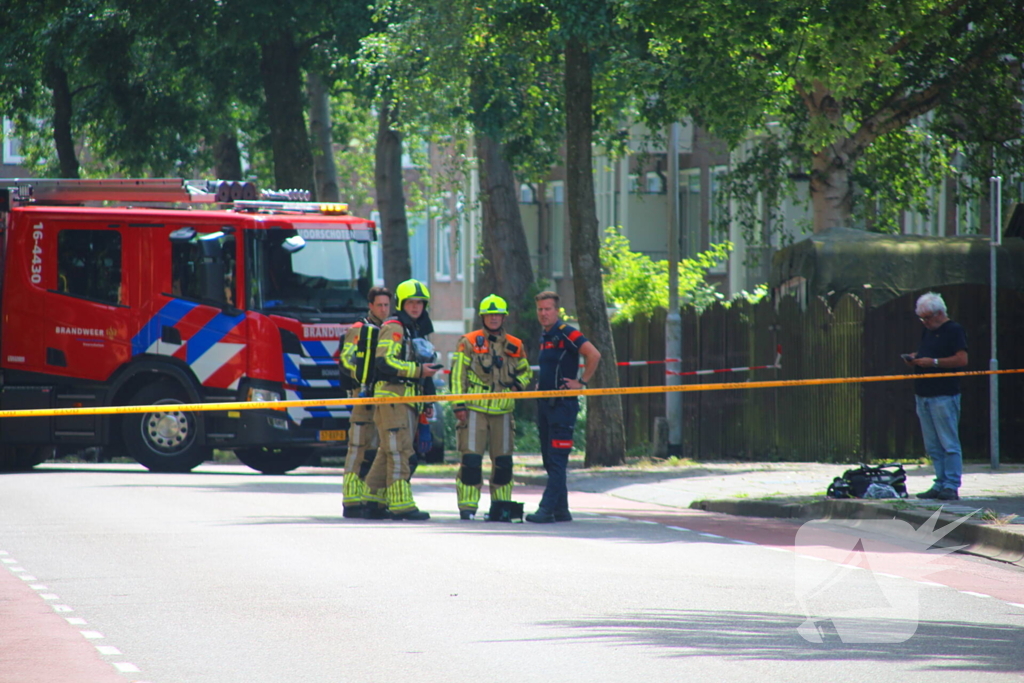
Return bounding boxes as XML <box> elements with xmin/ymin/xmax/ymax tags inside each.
<box><xmin>981</xmin><ymin>509</ymin><xmax>1019</xmax><ymax>525</ymax></box>
<box><xmin>213</xmin><ymin>449</ymin><xmax>237</xmax><ymax>463</ymax></box>
<box><xmin>413</xmin><ymin>462</ymin><xmax>459</xmax><ymax>477</ymax></box>
<box><xmin>624</xmin><ymin>455</ymin><xmax>699</xmax><ymax>469</ymax></box>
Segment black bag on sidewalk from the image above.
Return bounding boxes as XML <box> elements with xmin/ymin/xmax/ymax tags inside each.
<box><xmin>826</xmin><ymin>463</ymin><xmax>908</xmax><ymax>499</ymax></box>
<box><xmin>485</xmin><ymin>500</ymin><xmax>524</xmax><ymax>522</ymax></box>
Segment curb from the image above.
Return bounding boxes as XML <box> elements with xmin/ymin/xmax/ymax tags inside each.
<box><xmin>692</xmin><ymin>498</ymin><xmax>1024</xmax><ymax>568</ymax></box>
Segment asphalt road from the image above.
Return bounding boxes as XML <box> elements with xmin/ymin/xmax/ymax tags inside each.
<box><xmin>2</xmin><ymin>464</ymin><xmax>1023</xmax><ymax>683</ymax></box>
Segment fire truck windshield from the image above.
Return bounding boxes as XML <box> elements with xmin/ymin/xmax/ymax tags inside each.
<box><xmin>247</xmin><ymin>229</ymin><xmax>371</xmax><ymax>316</ymax></box>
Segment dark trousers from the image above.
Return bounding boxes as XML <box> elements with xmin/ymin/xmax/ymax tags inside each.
<box><xmin>537</xmin><ymin>398</ymin><xmax>579</xmax><ymax>513</ymax></box>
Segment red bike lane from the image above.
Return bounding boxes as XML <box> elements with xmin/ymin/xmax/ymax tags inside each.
<box><xmin>0</xmin><ymin>563</ymin><xmax>132</xmax><ymax>683</ymax></box>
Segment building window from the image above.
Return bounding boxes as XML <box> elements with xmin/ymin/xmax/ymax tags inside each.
<box><xmin>708</xmin><ymin>166</ymin><xmax>729</xmax><ymax>274</ymax></box>
<box><xmin>57</xmin><ymin>229</ymin><xmax>123</xmax><ymax>305</ymax></box>
<box><xmin>3</xmin><ymin>118</ymin><xmax>25</xmax><ymax>164</ymax></box>
<box><xmin>679</xmin><ymin>170</ymin><xmax>701</xmax><ymax>258</ymax></box>
<box><xmin>455</xmin><ymin>201</ymin><xmax>465</xmax><ymax>281</ymax></box>
<box><xmin>370</xmin><ymin>211</ymin><xmax>384</xmax><ymax>286</ymax></box>
<box><xmin>519</xmin><ymin>183</ymin><xmax>536</xmax><ymax>204</ymax></box>
<box><xmin>547</xmin><ymin>182</ymin><xmax>565</xmax><ymax>278</ymax></box>
<box><xmin>435</xmin><ymin>219</ymin><xmax>452</xmax><ymax>281</ymax></box>
<box><xmin>645</xmin><ymin>171</ymin><xmax>665</xmax><ymax>194</ymax></box>
<box><xmin>408</xmin><ymin>212</ymin><xmax>429</xmax><ymax>283</ymax></box>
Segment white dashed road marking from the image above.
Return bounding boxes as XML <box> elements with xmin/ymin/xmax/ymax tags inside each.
<box><xmin>2</xmin><ymin>550</ymin><xmax>144</xmax><ymax>678</ymax></box>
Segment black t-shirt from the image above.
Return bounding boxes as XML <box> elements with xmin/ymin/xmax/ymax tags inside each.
<box><xmin>914</xmin><ymin>320</ymin><xmax>968</xmax><ymax>397</ymax></box>
<box><xmin>538</xmin><ymin>321</ymin><xmax>588</xmax><ymax>391</ymax></box>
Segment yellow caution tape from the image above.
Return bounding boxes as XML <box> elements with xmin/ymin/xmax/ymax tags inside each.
<box><xmin>1</xmin><ymin>368</ymin><xmax>1022</xmax><ymax>419</ymax></box>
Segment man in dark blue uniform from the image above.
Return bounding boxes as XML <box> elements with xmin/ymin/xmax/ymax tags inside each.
<box><xmin>526</xmin><ymin>291</ymin><xmax>601</xmax><ymax>524</ymax></box>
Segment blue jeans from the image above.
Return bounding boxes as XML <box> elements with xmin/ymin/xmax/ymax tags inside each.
<box><xmin>537</xmin><ymin>398</ymin><xmax>579</xmax><ymax>514</ymax></box>
<box><xmin>915</xmin><ymin>394</ymin><xmax>963</xmax><ymax>491</ymax></box>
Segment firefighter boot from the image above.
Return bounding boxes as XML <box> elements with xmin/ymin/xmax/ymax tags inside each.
<box><xmin>386</xmin><ymin>479</ymin><xmax>429</xmax><ymax>521</ymax></box>
<box><xmin>342</xmin><ymin>472</ymin><xmax>368</xmax><ymax>518</ymax></box>
<box><xmin>363</xmin><ymin>489</ymin><xmax>391</xmax><ymax>519</ymax></box>
<box><xmin>456</xmin><ymin>454</ymin><xmax>483</xmax><ymax>520</ymax></box>
<box><xmin>491</xmin><ymin>455</ymin><xmax>514</xmax><ymax>502</ymax></box>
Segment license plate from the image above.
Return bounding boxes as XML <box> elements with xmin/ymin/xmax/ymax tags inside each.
<box><xmin>319</xmin><ymin>429</ymin><xmax>347</xmax><ymax>441</ymax></box>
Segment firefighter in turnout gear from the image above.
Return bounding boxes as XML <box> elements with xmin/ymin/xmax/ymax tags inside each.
<box><xmin>339</xmin><ymin>286</ymin><xmax>391</xmax><ymax>518</ymax></box>
<box><xmin>451</xmin><ymin>295</ymin><xmax>533</xmax><ymax>520</ymax></box>
<box><xmin>363</xmin><ymin>279</ymin><xmax>440</xmax><ymax>520</ymax></box>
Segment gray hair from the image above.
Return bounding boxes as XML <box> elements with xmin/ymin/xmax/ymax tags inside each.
<box><xmin>916</xmin><ymin>292</ymin><xmax>947</xmax><ymax>316</ymax></box>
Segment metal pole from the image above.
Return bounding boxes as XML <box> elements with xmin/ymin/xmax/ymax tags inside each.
<box><xmin>666</xmin><ymin>123</ymin><xmax>683</xmax><ymax>456</ymax></box>
<box><xmin>463</xmin><ymin>137</ymin><xmax>479</xmax><ymax>334</ymax></box>
<box><xmin>990</xmin><ymin>176</ymin><xmax>1001</xmax><ymax>470</ymax></box>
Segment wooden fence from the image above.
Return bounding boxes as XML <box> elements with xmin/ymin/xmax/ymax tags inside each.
<box><xmin>611</xmin><ymin>285</ymin><xmax>1024</xmax><ymax>463</ymax></box>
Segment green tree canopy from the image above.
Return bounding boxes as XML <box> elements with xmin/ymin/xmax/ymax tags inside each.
<box><xmin>601</xmin><ymin>228</ymin><xmax>750</xmax><ymax>321</ymax></box>
<box><xmin>623</xmin><ymin>0</ymin><xmax>1024</xmax><ymax>238</ymax></box>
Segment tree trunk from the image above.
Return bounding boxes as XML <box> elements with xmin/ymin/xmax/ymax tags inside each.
<box><xmin>213</xmin><ymin>133</ymin><xmax>242</xmax><ymax>180</ymax></box>
<box><xmin>476</xmin><ymin>133</ymin><xmax>539</xmax><ymax>349</ymax></box>
<box><xmin>374</xmin><ymin>95</ymin><xmax>412</xmax><ymax>292</ymax></box>
<box><xmin>810</xmin><ymin>146</ymin><xmax>854</xmax><ymax>233</ymax></box>
<box><xmin>44</xmin><ymin>63</ymin><xmax>78</xmax><ymax>178</ymax></box>
<box><xmin>308</xmin><ymin>73</ymin><xmax>340</xmax><ymax>203</ymax></box>
<box><xmin>259</xmin><ymin>34</ymin><xmax>315</xmax><ymax>196</ymax></box>
<box><xmin>475</xmin><ymin>233</ymin><xmax>499</xmax><ymax>306</ymax></box>
<box><xmin>564</xmin><ymin>38</ymin><xmax>626</xmax><ymax>467</ymax></box>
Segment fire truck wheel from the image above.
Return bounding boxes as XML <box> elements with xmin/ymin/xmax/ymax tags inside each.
<box><xmin>234</xmin><ymin>447</ymin><xmax>313</xmax><ymax>475</ymax></box>
<box><xmin>121</xmin><ymin>382</ymin><xmax>211</xmax><ymax>473</ymax></box>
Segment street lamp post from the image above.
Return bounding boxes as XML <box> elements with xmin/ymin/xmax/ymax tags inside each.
<box><xmin>989</xmin><ymin>176</ymin><xmax>1001</xmax><ymax>470</ymax></box>
<box><xmin>666</xmin><ymin>122</ymin><xmax>683</xmax><ymax>456</ymax></box>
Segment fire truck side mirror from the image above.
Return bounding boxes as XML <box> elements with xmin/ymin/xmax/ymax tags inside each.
<box><xmin>169</xmin><ymin>227</ymin><xmax>196</xmax><ymax>243</ymax></box>
<box><xmin>281</xmin><ymin>235</ymin><xmax>306</xmax><ymax>253</ymax></box>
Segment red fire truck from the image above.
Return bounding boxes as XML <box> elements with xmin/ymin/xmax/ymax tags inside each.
<box><xmin>0</xmin><ymin>178</ymin><xmax>375</xmax><ymax>474</ymax></box>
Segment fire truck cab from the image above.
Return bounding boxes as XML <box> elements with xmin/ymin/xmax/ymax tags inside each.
<box><xmin>0</xmin><ymin>178</ymin><xmax>374</xmax><ymax>474</ymax></box>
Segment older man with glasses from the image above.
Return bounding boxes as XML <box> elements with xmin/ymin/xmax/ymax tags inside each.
<box><xmin>902</xmin><ymin>292</ymin><xmax>969</xmax><ymax>501</ymax></box>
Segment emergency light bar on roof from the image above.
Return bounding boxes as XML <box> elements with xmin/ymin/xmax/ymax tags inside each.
<box><xmin>233</xmin><ymin>200</ymin><xmax>350</xmax><ymax>215</ymax></box>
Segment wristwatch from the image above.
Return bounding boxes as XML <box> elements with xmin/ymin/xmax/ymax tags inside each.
<box><xmin>579</xmin><ymin>379</ymin><xmax>588</xmax><ymax>386</ymax></box>
<box><xmin>933</xmin><ymin>357</ymin><xmax>939</xmax><ymax>367</ymax></box>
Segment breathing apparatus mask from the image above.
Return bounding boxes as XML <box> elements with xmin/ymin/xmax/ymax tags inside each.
<box><xmin>410</xmin><ymin>337</ymin><xmax>437</xmax><ymax>364</ymax></box>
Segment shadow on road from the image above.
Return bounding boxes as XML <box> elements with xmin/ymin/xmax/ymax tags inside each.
<box><xmin>533</xmin><ymin>609</ymin><xmax>1024</xmax><ymax>671</ymax></box>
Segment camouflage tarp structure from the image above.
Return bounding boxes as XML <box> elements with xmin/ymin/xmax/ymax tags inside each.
<box><xmin>772</xmin><ymin>221</ymin><xmax>1024</xmax><ymax>308</ymax></box>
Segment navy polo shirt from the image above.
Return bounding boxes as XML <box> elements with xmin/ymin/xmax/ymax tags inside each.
<box><xmin>914</xmin><ymin>320</ymin><xmax>968</xmax><ymax>397</ymax></box>
<box><xmin>538</xmin><ymin>320</ymin><xmax>588</xmax><ymax>390</ymax></box>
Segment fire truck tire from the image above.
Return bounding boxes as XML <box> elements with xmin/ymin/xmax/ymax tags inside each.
<box><xmin>234</xmin><ymin>447</ymin><xmax>313</xmax><ymax>475</ymax></box>
<box><xmin>121</xmin><ymin>382</ymin><xmax>211</xmax><ymax>473</ymax></box>
<box><xmin>0</xmin><ymin>445</ymin><xmax>49</xmax><ymax>472</ymax></box>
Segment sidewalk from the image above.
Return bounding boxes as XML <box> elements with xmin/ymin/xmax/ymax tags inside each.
<box><xmin>513</xmin><ymin>458</ymin><xmax>1024</xmax><ymax>567</ymax></box>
